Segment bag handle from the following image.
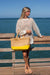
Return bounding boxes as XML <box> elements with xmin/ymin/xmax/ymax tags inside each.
<box><xmin>16</xmin><ymin>30</ymin><xmax>20</xmax><ymax>38</ymax></box>
<box><xmin>16</xmin><ymin>30</ymin><xmax>24</xmax><ymax>38</ymax></box>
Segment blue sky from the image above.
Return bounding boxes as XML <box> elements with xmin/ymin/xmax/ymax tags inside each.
<box><xmin>0</xmin><ymin>0</ymin><xmax>50</xmax><ymax>18</ymax></box>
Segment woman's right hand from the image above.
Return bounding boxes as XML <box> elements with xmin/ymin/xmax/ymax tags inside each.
<box><xmin>26</xmin><ymin>30</ymin><xmax>32</xmax><ymax>34</ymax></box>
<box><xmin>40</xmin><ymin>35</ymin><xmax>44</xmax><ymax>38</ymax></box>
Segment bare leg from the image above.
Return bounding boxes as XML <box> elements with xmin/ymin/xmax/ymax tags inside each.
<box><xmin>27</xmin><ymin>48</ymin><xmax>33</xmax><ymax>74</ymax></box>
<box><xmin>22</xmin><ymin>49</ymin><xmax>32</xmax><ymax>74</ymax></box>
<box><xmin>22</xmin><ymin>50</ymin><xmax>29</xmax><ymax>69</ymax></box>
<box><xmin>22</xmin><ymin>50</ymin><xmax>29</xmax><ymax>74</ymax></box>
<box><xmin>27</xmin><ymin>49</ymin><xmax>30</xmax><ymax>67</ymax></box>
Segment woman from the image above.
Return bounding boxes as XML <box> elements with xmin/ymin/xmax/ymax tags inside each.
<box><xmin>16</xmin><ymin>7</ymin><xmax>44</xmax><ymax>74</ymax></box>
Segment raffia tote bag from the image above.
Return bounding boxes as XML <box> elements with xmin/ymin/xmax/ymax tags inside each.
<box><xmin>11</xmin><ymin>33</ymin><xmax>30</xmax><ymax>50</ymax></box>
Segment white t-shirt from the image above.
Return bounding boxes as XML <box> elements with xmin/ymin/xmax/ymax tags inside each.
<box><xmin>16</xmin><ymin>18</ymin><xmax>42</xmax><ymax>44</ymax></box>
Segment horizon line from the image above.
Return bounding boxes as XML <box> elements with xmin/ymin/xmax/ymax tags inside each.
<box><xmin>0</xmin><ymin>17</ymin><xmax>50</xmax><ymax>18</ymax></box>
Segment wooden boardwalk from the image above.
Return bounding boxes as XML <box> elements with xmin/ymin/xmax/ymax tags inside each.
<box><xmin>0</xmin><ymin>33</ymin><xmax>50</xmax><ymax>75</ymax></box>
<box><xmin>0</xmin><ymin>66</ymin><xmax>50</xmax><ymax>75</ymax></box>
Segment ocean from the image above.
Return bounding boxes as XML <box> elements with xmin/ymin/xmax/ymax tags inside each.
<box><xmin>0</xmin><ymin>18</ymin><xmax>50</xmax><ymax>67</ymax></box>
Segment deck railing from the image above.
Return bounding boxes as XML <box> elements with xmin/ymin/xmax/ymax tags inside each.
<box><xmin>0</xmin><ymin>33</ymin><xmax>50</xmax><ymax>68</ymax></box>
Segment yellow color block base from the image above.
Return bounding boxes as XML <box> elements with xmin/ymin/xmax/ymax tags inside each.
<box><xmin>11</xmin><ymin>45</ymin><xmax>30</xmax><ymax>50</ymax></box>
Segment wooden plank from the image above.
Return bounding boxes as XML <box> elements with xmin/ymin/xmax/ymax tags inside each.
<box><xmin>14</xmin><ymin>63</ymin><xmax>50</xmax><ymax>67</ymax></box>
<box><xmin>34</xmin><ymin>41</ymin><xmax>50</xmax><ymax>44</ymax></box>
<box><xmin>0</xmin><ymin>33</ymin><xmax>15</xmax><ymax>39</ymax></box>
<box><xmin>0</xmin><ymin>35</ymin><xmax>50</xmax><ymax>42</ymax></box>
<box><xmin>0</xmin><ymin>66</ymin><xmax>50</xmax><ymax>75</ymax></box>
<box><xmin>30</xmin><ymin>58</ymin><xmax>50</xmax><ymax>62</ymax></box>
<box><xmin>0</xmin><ymin>47</ymin><xmax>50</xmax><ymax>52</ymax></box>
<box><xmin>32</xmin><ymin>47</ymin><xmax>50</xmax><ymax>51</ymax></box>
<box><xmin>0</xmin><ymin>58</ymin><xmax>50</xmax><ymax>63</ymax></box>
<box><xmin>0</xmin><ymin>59</ymin><xmax>12</xmax><ymax>63</ymax></box>
<box><xmin>34</xmin><ymin>36</ymin><xmax>50</xmax><ymax>42</ymax></box>
<box><xmin>12</xmin><ymin>51</ymin><xmax>15</xmax><ymax>67</ymax></box>
<box><xmin>0</xmin><ymin>35</ymin><xmax>50</xmax><ymax>41</ymax></box>
<box><xmin>0</xmin><ymin>39</ymin><xmax>11</xmax><ymax>41</ymax></box>
<box><xmin>0</xmin><ymin>67</ymin><xmax>13</xmax><ymax>75</ymax></box>
<box><xmin>14</xmin><ymin>58</ymin><xmax>50</xmax><ymax>63</ymax></box>
<box><xmin>13</xmin><ymin>66</ymin><xmax>50</xmax><ymax>75</ymax></box>
<box><xmin>0</xmin><ymin>48</ymin><xmax>12</xmax><ymax>52</ymax></box>
<box><xmin>0</xmin><ymin>39</ymin><xmax>50</xmax><ymax>44</ymax></box>
<box><xmin>0</xmin><ymin>39</ymin><xmax>50</xmax><ymax>45</ymax></box>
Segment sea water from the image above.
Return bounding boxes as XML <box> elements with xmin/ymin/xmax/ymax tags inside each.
<box><xmin>0</xmin><ymin>18</ymin><xmax>50</xmax><ymax>67</ymax></box>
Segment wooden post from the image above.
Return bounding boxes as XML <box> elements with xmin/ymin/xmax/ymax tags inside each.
<box><xmin>12</xmin><ymin>50</ymin><xmax>15</xmax><ymax>68</ymax></box>
<box><xmin>12</xmin><ymin>50</ymin><xmax>16</xmax><ymax>75</ymax></box>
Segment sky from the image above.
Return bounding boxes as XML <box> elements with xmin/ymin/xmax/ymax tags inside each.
<box><xmin>0</xmin><ymin>0</ymin><xmax>50</xmax><ymax>18</ymax></box>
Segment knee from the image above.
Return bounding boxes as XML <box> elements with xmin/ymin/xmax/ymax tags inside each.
<box><xmin>23</xmin><ymin>53</ymin><xmax>27</xmax><ymax>58</ymax></box>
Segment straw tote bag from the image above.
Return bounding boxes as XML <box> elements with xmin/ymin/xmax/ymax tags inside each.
<box><xmin>11</xmin><ymin>33</ymin><xmax>30</xmax><ymax>50</ymax></box>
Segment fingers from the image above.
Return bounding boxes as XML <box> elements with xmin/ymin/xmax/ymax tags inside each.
<box><xmin>41</xmin><ymin>35</ymin><xmax>44</xmax><ymax>38</ymax></box>
<box><xmin>26</xmin><ymin>30</ymin><xmax>31</xmax><ymax>34</ymax></box>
